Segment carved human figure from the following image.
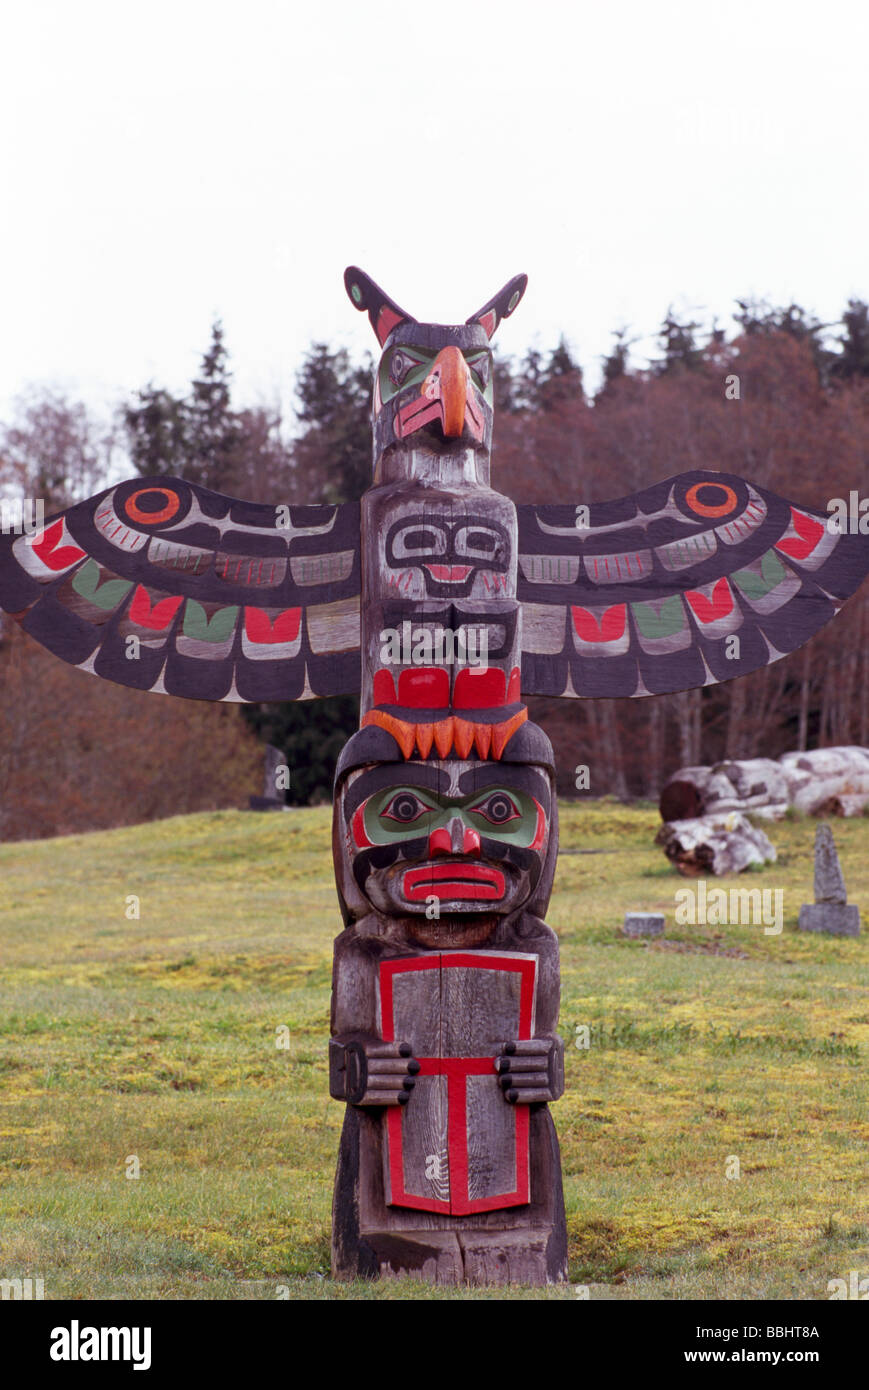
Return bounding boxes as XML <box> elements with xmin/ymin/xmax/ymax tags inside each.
<box><xmin>329</xmin><ymin>721</ymin><xmax>567</xmax><ymax>1284</ymax></box>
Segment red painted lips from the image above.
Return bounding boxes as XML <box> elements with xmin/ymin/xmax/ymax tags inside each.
<box><xmin>423</xmin><ymin>564</ymin><xmax>473</xmax><ymax>583</ymax></box>
<box><xmin>403</xmin><ymin>863</ymin><xmax>506</xmax><ymax>901</ymax></box>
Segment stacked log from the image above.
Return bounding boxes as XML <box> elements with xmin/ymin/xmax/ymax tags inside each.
<box><xmin>655</xmin><ymin>812</ymin><xmax>778</xmax><ymax>877</ymax></box>
<box><xmin>660</xmin><ymin>747</ymin><xmax>869</xmax><ymax>823</ymax></box>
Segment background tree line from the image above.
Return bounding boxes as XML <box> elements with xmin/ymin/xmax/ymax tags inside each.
<box><xmin>1</xmin><ymin>295</ymin><xmax>867</xmax><ymax>836</ymax></box>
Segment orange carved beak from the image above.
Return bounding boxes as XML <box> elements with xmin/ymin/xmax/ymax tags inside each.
<box><xmin>395</xmin><ymin>344</ymin><xmax>485</xmax><ymax>442</ymax></box>
<box><xmin>424</xmin><ymin>345</ymin><xmax>467</xmax><ymax>437</ymax></box>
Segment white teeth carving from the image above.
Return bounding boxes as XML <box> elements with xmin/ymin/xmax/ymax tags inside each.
<box><xmin>583</xmin><ymin>550</ymin><xmax>653</xmax><ymax>583</ymax></box>
<box><xmin>147</xmin><ymin>536</ymin><xmax>212</xmax><ymax>574</ymax></box>
<box><xmin>519</xmin><ymin>555</ymin><xmax>580</xmax><ymax>584</ymax></box>
<box><xmin>290</xmin><ymin>550</ymin><xmax>355</xmax><ymax>585</ymax></box>
<box><xmin>656</xmin><ymin>529</ymin><xmax>718</xmax><ymax>570</ymax></box>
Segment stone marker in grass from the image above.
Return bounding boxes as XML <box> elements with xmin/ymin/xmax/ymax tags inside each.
<box><xmin>797</xmin><ymin>823</ymin><xmax>860</xmax><ymax>937</ymax></box>
<box><xmin>249</xmin><ymin>744</ymin><xmax>290</xmax><ymax>812</ymax></box>
<box><xmin>623</xmin><ymin>913</ymin><xmax>665</xmax><ymax>938</ymax></box>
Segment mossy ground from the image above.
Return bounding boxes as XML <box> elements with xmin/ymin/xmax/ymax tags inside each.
<box><xmin>1</xmin><ymin>802</ymin><xmax>866</xmax><ymax>1299</ymax></box>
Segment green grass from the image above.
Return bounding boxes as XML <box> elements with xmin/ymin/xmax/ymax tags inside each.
<box><xmin>1</xmin><ymin>801</ymin><xmax>867</xmax><ymax>1299</ymax></box>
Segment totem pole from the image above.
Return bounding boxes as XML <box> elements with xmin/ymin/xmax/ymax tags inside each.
<box><xmin>329</xmin><ymin>270</ymin><xmax>567</xmax><ymax>1282</ymax></box>
<box><xmin>1</xmin><ymin>268</ymin><xmax>867</xmax><ymax>1286</ymax></box>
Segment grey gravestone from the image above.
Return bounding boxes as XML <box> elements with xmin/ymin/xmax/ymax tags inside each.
<box><xmin>623</xmin><ymin>913</ymin><xmax>665</xmax><ymax>938</ymax></box>
<box><xmin>249</xmin><ymin>744</ymin><xmax>290</xmax><ymax>812</ymax></box>
<box><xmin>797</xmin><ymin>824</ymin><xmax>860</xmax><ymax>936</ymax></box>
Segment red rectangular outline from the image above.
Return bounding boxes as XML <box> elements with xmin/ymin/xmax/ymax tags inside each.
<box><xmin>380</xmin><ymin>952</ymin><xmax>536</xmax><ymax>1215</ymax></box>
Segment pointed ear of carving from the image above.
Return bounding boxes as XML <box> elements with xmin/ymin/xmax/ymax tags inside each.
<box><xmin>466</xmin><ymin>273</ymin><xmax>528</xmax><ymax>340</ymax></box>
<box><xmin>344</xmin><ymin>267</ymin><xmax>415</xmax><ymax>347</ymax></box>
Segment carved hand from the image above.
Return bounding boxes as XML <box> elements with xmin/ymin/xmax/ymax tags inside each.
<box><xmin>494</xmin><ymin>1036</ymin><xmax>564</xmax><ymax>1105</ymax></box>
<box><xmin>329</xmin><ymin>1036</ymin><xmax>419</xmax><ymax>1107</ymax></box>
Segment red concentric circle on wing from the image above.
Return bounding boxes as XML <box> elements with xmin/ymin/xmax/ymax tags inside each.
<box><xmin>685</xmin><ymin>482</ymin><xmax>738</xmax><ymax>518</ymax></box>
<box><xmin>123</xmin><ymin>487</ymin><xmax>182</xmax><ymax>526</ymax></box>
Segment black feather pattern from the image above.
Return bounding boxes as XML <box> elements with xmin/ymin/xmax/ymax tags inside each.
<box><xmin>517</xmin><ymin>470</ymin><xmax>869</xmax><ymax>698</ymax></box>
<box><xmin>0</xmin><ymin>475</ymin><xmax>362</xmax><ymax>702</ymax></box>
<box><xmin>2</xmin><ymin>469</ymin><xmax>866</xmax><ymax>705</ymax></box>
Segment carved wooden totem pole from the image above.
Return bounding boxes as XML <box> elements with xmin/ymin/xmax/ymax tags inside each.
<box><xmin>329</xmin><ymin>270</ymin><xmax>567</xmax><ymax>1283</ymax></box>
<box><xmin>1</xmin><ymin>267</ymin><xmax>867</xmax><ymax>1286</ymax></box>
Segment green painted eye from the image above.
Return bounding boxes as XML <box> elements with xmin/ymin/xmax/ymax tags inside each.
<box><xmin>389</xmin><ymin>351</ymin><xmax>417</xmax><ymax>388</ymax></box>
<box><xmin>464</xmin><ymin>350</ymin><xmax>494</xmax><ymax>406</ymax></box>
<box><xmin>508</xmin><ymin>290</ymin><xmax>520</xmax><ymax>312</ymax></box>
<box><xmin>378</xmin><ymin>347</ymin><xmax>433</xmax><ymax>404</ymax></box>
<box><xmin>381</xmin><ymin>792</ymin><xmax>427</xmax><ymax>823</ymax></box>
<box><xmin>358</xmin><ymin>785</ymin><xmax>545</xmax><ymax>849</ymax></box>
<box><xmin>362</xmin><ymin>785</ymin><xmax>441</xmax><ymax>842</ymax></box>
<box><xmin>465</xmin><ymin>351</ymin><xmax>491</xmax><ymax>390</ymax></box>
<box><xmin>351</xmin><ymin>283</ymin><xmax>363</xmax><ymax>304</ymax></box>
<box><xmin>470</xmin><ymin>792</ymin><xmax>520</xmax><ymax>825</ymax></box>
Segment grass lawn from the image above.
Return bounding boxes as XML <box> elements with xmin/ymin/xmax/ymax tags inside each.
<box><xmin>0</xmin><ymin>800</ymin><xmax>866</xmax><ymax>1300</ymax></box>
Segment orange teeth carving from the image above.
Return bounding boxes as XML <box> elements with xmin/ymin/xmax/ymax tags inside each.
<box><xmin>433</xmin><ymin>718</ymin><xmax>454</xmax><ymax>758</ymax></box>
<box><xmin>361</xmin><ymin>709</ymin><xmax>415</xmax><ymax>758</ymax></box>
<box><xmin>452</xmin><ymin>718</ymin><xmax>475</xmax><ymax>758</ymax></box>
<box><xmin>473</xmin><ymin>723</ymin><xmax>492</xmax><ymax>758</ymax></box>
<box><xmin>361</xmin><ymin>708</ymin><xmax>528</xmax><ymax>761</ymax></box>
<box><xmin>414</xmin><ymin>722</ymin><xmax>434</xmax><ymax>758</ymax></box>
<box><xmin>491</xmin><ymin>709</ymin><xmax>527</xmax><ymax>758</ymax></box>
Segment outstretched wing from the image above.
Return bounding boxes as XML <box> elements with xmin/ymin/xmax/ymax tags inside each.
<box><xmin>517</xmin><ymin>470</ymin><xmax>869</xmax><ymax>698</ymax></box>
<box><xmin>0</xmin><ymin>476</ymin><xmax>361</xmax><ymax>701</ymax></box>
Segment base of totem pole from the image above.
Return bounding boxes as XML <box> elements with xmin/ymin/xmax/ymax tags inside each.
<box><xmin>331</xmin><ymin>1106</ymin><xmax>568</xmax><ymax>1285</ymax></box>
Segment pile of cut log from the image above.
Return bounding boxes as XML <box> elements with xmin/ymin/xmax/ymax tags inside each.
<box><xmin>659</xmin><ymin>746</ymin><xmax>869</xmax><ymax>823</ymax></box>
<box><xmin>655</xmin><ymin>812</ymin><xmax>777</xmax><ymax>877</ymax></box>
<box><xmin>656</xmin><ymin>746</ymin><xmax>869</xmax><ymax>877</ymax></box>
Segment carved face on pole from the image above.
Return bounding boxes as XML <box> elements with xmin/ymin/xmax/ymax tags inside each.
<box><xmin>373</xmin><ymin>326</ymin><xmax>495</xmax><ymax>459</ymax></box>
<box><xmin>333</xmin><ymin>723</ymin><xmax>559</xmax><ymax>933</ymax></box>
<box><xmin>343</xmin><ymin>265</ymin><xmax>527</xmax><ymax>464</ymax></box>
<box><xmin>345</xmin><ymin>761</ymin><xmax>549</xmax><ymax>915</ymax></box>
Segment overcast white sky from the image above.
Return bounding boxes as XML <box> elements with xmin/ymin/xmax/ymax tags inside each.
<box><xmin>0</xmin><ymin>0</ymin><xmax>866</xmax><ymax>426</ymax></box>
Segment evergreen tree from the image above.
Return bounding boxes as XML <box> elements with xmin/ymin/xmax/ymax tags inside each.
<box><xmin>492</xmin><ymin>350</ymin><xmax>519</xmax><ymax>414</ymax></box>
<box><xmin>512</xmin><ymin>340</ymin><xmax>583</xmax><ymax>411</ymax></box>
<box><xmin>831</xmin><ymin>298</ymin><xmax>869</xmax><ymax>380</ymax></box>
<box><xmin>654</xmin><ymin>306</ymin><xmax>704</xmax><ymax>374</ymax></box>
<box><xmin>513</xmin><ymin>346</ymin><xmax>545</xmax><ymax>411</ymax></box>
<box><xmin>188</xmin><ymin>321</ymin><xmax>244</xmax><ymax>489</ymax></box>
<box><xmin>538</xmin><ymin>337</ymin><xmax>584</xmax><ymax>408</ymax></box>
<box><xmin>124</xmin><ymin>321</ymin><xmax>246</xmax><ymax>491</ymax></box>
<box><xmin>242</xmin><ymin>694</ymin><xmax>359</xmax><ymax>806</ymax></box>
<box><xmin>125</xmin><ymin>386</ymin><xmax>191</xmax><ymax>478</ymax></box>
<box><xmin>292</xmin><ymin>343</ymin><xmax>373</xmax><ymax>502</ymax></box>
<box><xmin>733</xmin><ymin>297</ymin><xmax>833</xmax><ymax>382</ymax></box>
<box><xmin>596</xmin><ymin>327</ymin><xmax>633</xmax><ymax>402</ymax></box>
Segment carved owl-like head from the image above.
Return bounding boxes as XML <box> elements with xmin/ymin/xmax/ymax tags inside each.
<box><xmin>344</xmin><ymin>266</ymin><xmax>527</xmax><ymax>463</ymax></box>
